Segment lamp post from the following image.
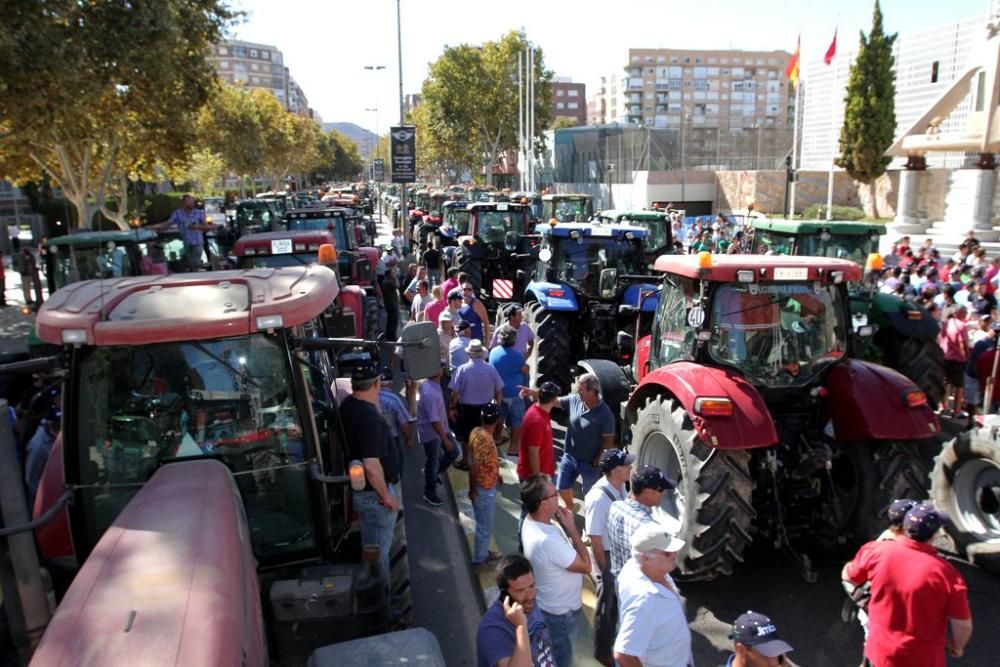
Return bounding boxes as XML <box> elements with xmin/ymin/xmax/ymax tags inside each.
<box><xmin>396</xmin><ymin>0</ymin><xmax>404</xmax><ymax>125</ymax></box>
<box><xmin>365</xmin><ymin>106</ymin><xmax>379</xmax><ymax>178</ymax></box>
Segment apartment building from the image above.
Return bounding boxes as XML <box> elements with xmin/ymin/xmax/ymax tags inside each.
<box><xmin>552</xmin><ymin>77</ymin><xmax>586</xmax><ymax>126</ymax></box>
<box><xmin>207</xmin><ymin>39</ymin><xmax>314</xmax><ymax>118</ymax></box>
<box><xmin>588</xmin><ymin>72</ymin><xmax>628</xmax><ymax>125</ymax></box>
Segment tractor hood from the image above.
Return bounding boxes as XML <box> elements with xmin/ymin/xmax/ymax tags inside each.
<box><xmin>622</xmin><ymin>283</ymin><xmax>660</xmax><ymax>312</ymax></box>
<box><xmin>864</xmin><ymin>291</ymin><xmax>940</xmax><ymax>339</ymax></box>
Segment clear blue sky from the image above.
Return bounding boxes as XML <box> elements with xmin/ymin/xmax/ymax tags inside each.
<box><xmin>231</xmin><ymin>0</ymin><xmax>992</xmax><ymax>130</ymax></box>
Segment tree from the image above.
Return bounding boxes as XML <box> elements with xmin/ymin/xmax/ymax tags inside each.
<box><xmin>419</xmin><ymin>31</ymin><xmax>552</xmax><ymax>185</ymax></box>
<box><xmin>175</xmin><ymin>149</ymin><xmax>228</xmax><ymax>195</ymax></box>
<box><xmin>0</xmin><ymin>0</ymin><xmax>237</xmax><ymax>228</ymax></box>
<box><xmin>199</xmin><ymin>86</ymin><xmax>282</xmax><ymax>197</ymax></box>
<box><xmin>836</xmin><ymin>0</ymin><xmax>897</xmax><ymax>218</ymax></box>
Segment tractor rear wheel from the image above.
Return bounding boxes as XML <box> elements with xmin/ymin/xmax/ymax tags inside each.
<box><xmin>454</xmin><ymin>249</ymin><xmax>482</xmax><ymax>293</ymax></box>
<box><xmin>364</xmin><ymin>295</ymin><xmax>379</xmax><ymax>339</ymax></box>
<box><xmin>883</xmin><ymin>335</ymin><xmax>946</xmax><ymax>408</ymax></box>
<box><xmin>526</xmin><ymin>303</ymin><xmax>573</xmax><ymax>393</ymax></box>
<box><xmin>631</xmin><ymin>395</ymin><xmax>755</xmax><ymax>581</ymax></box>
<box><xmin>389</xmin><ymin>509</ymin><xmax>413</xmax><ymax>625</ymax></box>
<box><xmin>840</xmin><ymin>441</ymin><xmax>931</xmax><ymax>542</ymax></box>
<box><xmin>932</xmin><ymin>432</ymin><xmax>1000</xmax><ymax>574</ymax></box>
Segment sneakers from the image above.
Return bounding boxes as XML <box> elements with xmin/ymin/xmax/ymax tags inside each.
<box><xmin>422</xmin><ymin>492</ymin><xmax>443</xmax><ymax>506</ymax></box>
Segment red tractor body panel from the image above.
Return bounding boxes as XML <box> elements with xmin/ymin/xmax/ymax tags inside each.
<box><xmin>821</xmin><ymin>359</ymin><xmax>939</xmax><ymax>441</ymax></box>
<box><xmin>31</xmin><ymin>460</ymin><xmax>267</xmax><ymax>667</ymax></box>
<box><xmin>627</xmin><ymin>362</ymin><xmax>779</xmax><ymax>449</ymax></box>
<box><xmin>33</xmin><ymin>433</ymin><xmax>73</xmax><ymax>564</ymax></box>
<box><xmin>653</xmin><ymin>254</ymin><xmax>863</xmax><ymax>283</ymax></box>
<box><xmin>339</xmin><ymin>284</ymin><xmax>365</xmax><ymax>338</ymax></box>
<box><xmin>34</xmin><ymin>267</ymin><xmax>339</xmax><ymax>347</ymax></box>
<box><xmin>635</xmin><ymin>334</ymin><xmax>653</xmax><ymax>382</ymax></box>
<box><xmin>232</xmin><ymin>230</ymin><xmax>334</xmax><ymax>257</ymax></box>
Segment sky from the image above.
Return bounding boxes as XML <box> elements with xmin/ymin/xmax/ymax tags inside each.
<box><xmin>230</xmin><ymin>0</ymin><xmax>994</xmax><ymax>131</ymax></box>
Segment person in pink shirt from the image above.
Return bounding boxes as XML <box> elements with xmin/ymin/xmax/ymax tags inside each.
<box><xmin>423</xmin><ymin>285</ymin><xmax>448</xmax><ymax>326</ymax></box>
<box><xmin>440</xmin><ymin>266</ymin><xmax>460</xmax><ymax>299</ymax></box>
<box><xmin>939</xmin><ymin>304</ymin><xmax>970</xmax><ymax>418</ymax></box>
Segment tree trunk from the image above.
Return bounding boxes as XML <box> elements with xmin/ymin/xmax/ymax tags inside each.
<box><xmin>870</xmin><ymin>180</ymin><xmax>879</xmax><ymax>219</ymax></box>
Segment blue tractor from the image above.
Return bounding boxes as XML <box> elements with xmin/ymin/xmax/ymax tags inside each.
<box><xmin>523</xmin><ymin>222</ymin><xmax>661</xmax><ymax>392</ymax></box>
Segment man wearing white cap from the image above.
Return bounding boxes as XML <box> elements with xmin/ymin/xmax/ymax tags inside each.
<box><xmin>614</xmin><ymin>522</ymin><xmax>691</xmax><ymax>667</ymax></box>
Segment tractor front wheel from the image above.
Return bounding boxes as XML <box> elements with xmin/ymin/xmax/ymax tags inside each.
<box><xmin>631</xmin><ymin>395</ymin><xmax>755</xmax><ymax>581</ymax></box>
<box><xmin>526</xmin><ymin>303</ymin><xmax>574</xmax><ymax>393</ymax></box>
<box><xmin>932</xmin><ymin>432</ymin><xmax>1000</xmax><ymax>574</ymax></box>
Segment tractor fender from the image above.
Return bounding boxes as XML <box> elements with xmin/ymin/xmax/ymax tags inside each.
<box><xmin>622</xmin><ymin>283</ymin><xmax>661</xmax><ymax>312</ymax></box>
<box><xmin>865</xmin><ymin>291</ymin><xmax>940</xmax><ymax>339</ymax></box>
<box><xmin>577</xmin><ymin>358</ymin><xmax>632</xmax><ymax>436</ymax></box>
<box><xmin>625</xmin><ymin>362</ymin><xmax>778</xmax><ymax>449</ymax></box>
<box><xmin>821</xmin><ymin>359</ymin><xmax>940</xmax><ymax>441</ymax></box>
<box><xmin>33</xmin><ymin>432</ymin><xmax>75</xmax><ymax>565</ymax></box>
<box><xmin>339</xmin><ymin>285</ymin><xmax>366</xmax><ymax>338</ymax></box>
<box><xmin>525</xmin><ymin>281</ymin><xmax>579</xmax><ymax>311</ymax></box>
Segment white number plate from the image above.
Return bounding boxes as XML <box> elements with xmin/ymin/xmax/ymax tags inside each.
<box><xmin>496</xmin><ymin>202</ymin><xmax>508</xmax><ymax>211</ymax></box>
<box><xmin>774</xmin><ymin>267</ymin><xmax>808</xmax><ymax>280</ymax></box>
<box><xmin>271</xmin><ymin>239</ymin><xmax>293</xmax><ymax>255</ymax></box>
<box><xmin>591</xmin><ymin>227</ymin><xmax>612</xmax><ymax>236</ymax></box>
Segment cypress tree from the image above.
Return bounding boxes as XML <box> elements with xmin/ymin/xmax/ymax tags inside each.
<box><xmin>836</xmin><ymin>0</ymin><xmax>897</xmax><ymax>217</ymax></box>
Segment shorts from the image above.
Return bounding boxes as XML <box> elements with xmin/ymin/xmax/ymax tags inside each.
<box><xmin>944</xmin><ymin>359</ymin><xmax>966</xmax><ymax>386</ymax></box>
<box><xmin>556</xmin><ymin>452</ymin><xmax>601</xmax><ymax>494</ymax></box>
<box><xmin>965</xmin><ymin>374</ymin><xmax>981</xmax><ymax>406</ymax></box>
<box><xmin>502</xmin><ymin>396</ymin><xmax>526</xmax><ymax>428</ymax></box>
<box><xmin>456</xmin><ymin>403</ymin><xmax>488</xmax><ymax>442</ymax></box>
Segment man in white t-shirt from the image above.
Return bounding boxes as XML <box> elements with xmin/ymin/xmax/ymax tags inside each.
<box><xmin>584</xmin><ymin>448</ymin><xmax>634</xmax><ymax>667</ymax></box>
<box><xmin>519</xmin><ymin>473</ymin><xmax>591</xmax><ymax>667</ymax></box>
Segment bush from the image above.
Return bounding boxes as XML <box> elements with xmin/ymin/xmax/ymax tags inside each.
<box><xmin>801</xmin><ymin>204</ymin><xmax>867</xmax><ymax>221</ymax></box>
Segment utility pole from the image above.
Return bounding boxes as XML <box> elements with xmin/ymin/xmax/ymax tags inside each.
<box><xmin>396</xmin><ymin>0</ymin><xmax>405</xmax><ymax>125</ymax></box>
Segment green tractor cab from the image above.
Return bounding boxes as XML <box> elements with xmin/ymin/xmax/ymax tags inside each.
<box><xmin>749</xmin><ymin>219</ymin><xmax>945</xmax><ymax>407</ymax></box>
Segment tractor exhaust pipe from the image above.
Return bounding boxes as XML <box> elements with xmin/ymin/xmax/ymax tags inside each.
<box><xmin>0</xmin><ymin>399</ymin><xmax>53</xmax><ymax>659</ymax></box>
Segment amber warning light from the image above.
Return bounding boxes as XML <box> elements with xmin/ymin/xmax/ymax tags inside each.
<box><xmin>349</xmin><ymin>460</ymin><xmax>366</xmax><ymax>490</ymax></box>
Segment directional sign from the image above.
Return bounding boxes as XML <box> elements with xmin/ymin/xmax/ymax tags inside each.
<box><xmin>390</xmin><ymin>126</ymin><xmax>416</xmax><ymax>183</ymax></box>
<box><xmin>373</xmin><ymin>158</ymin><xmax>385</xmax><ymax>182</ymax></box>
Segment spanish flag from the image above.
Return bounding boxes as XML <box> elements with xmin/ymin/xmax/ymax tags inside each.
<box><xmin>785</xmin><ymin>36</ymin><xmax>800</xmax><ymax>87</ymax></box>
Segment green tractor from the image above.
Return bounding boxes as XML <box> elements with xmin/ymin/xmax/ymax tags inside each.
<box><xmin>750</xmin><ymin>219</ymin><xmax>945</xmax><ymax>407</ymax></box>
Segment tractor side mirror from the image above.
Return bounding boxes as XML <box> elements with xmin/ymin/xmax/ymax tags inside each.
<box><xmin>355</xmin><ymin>257</ymin><xmax>373</xmax><ymax>283</ymax></box>
<box><xmin>400</xmin><ymin>321</ymin><xmax>441</xmax><ymax>381</ymax></box>
<box><xmin>618</xmin><ymin>304</ymin><xmax>637</xmax><ymax>316</ymax></box>
<box><xmin>617</xmin><ymin>331</ymin><xmax>634</xmax><ymax>354</ymax></box>
<box><xmin>600</xmin><ymin>268</ymin><xmax>618</xmax><ymax>298</ymax></box>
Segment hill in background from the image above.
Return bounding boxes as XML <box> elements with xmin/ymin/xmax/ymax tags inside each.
<box><xmin>323</xmin><ymin>122</ymin><xmax>377</xmax><ymax>160</ymax></box>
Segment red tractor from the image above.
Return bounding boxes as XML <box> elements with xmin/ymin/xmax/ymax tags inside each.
<box><xmin>9</xmin><ymin>267</ymin><xmax>441</xmax><ymax>663</ymax></box>
<box><xmin>587</xmin><ymin>253</ymin><xmax>940</xmax><ymax>581</ymax></box>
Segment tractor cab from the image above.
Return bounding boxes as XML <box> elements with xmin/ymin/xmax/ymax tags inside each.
<box><xmin>42</xmin><ymin>229</ymin><xmax>161</xmax><ymax>294</ymax></box>
<box><xmin>749</xmin><ymin>219</ymin><xmax>879</xmax><ymax>265</ymax></box>
<box><xmin>596</xmin><ymin>209</ymin><xmax>674</xmax><ymax>266</ymax></box>
<box><xmin>541</xmin><ymin>193</ymin><xmax>594</xmax><ymax>223</ymax></box>
<box><xmin>510</xmin><ymin>192</ymin><xmax>543</xmax><ymax>222</ymax></box>
<box><xmin>450</xmin><ymin>201</ymin><xmax>536</xmax><ymax>305</ymax></box>
<box><xmin>464</xmin><ymin>201</ymin><xmax>532</xmax><ymax>247</ymax></box>
<box><xmin>438</xmin><ymin>199</ymin><xmax>470</xmax><ymax>243</ymax></box>
<box><xmin>233</xmin><ymin>199</ymin><xmax>284</xmax><ymax>239</ymax></box>
<box><xmin>285</xmin><ymin>207</ymin><xmax>358</xmax><ymax>257</ymax></box>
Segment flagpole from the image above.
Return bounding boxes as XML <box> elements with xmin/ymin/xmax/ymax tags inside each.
<box><xmin>790</xmin><ymin>79</ymin><xmax>801</xmax><ymax>218</ymax></box>
<box><xmin>825</xmin><ymin>28</ymin><xmax>839</xmax><ymax>221</ymax></box>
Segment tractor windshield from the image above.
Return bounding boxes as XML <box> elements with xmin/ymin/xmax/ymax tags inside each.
<box><xmin>236</xmin><ymin>253</ymin><xmax>312</xmax><ymax>270</ymax></box>
<box><xmin>554</xmin><ymin>199</ymin><xmax>592</xmax><ymax>222</ymax></box>
<box><xmin>796</xmin><ymin>234</ymin><xmax>875</xmax><ymax>265</ymax></box>
<box><xmin>287</xmin><ymin>218</ymin><xmax>351</xmax><ymax>250</ymax></box>
<box><xmin>628</xmin><ymin>219</ymin><xmax>670</xmax><ymax>250</ymax></box>
<box><xmin>476</xmin><ymin>210</ymin><xmax>528</xmax><ymax>244</ymax></box>
<box><xmin>552</xmin><ymin>237</ymin><xmax>645</xmax><ymax>295</ymax></box>
<box><xmin>444</xmin><ymin>208</ymin><xmax>471</xmax><ymax>236</ymax></box>
<box><xmin>47</xmin><ymin>244</ymin><xmax>145</xmax><ymax>288</ymax></box>
<box><xmin>235</xmin><ymin>205</ymin><xmax>278</xmax><ymax>236</ymax></box>
<box><xmin>708</xmin><ymin>283</ymin><xmax>847</xmax><ymax>386</ymax></box>
<box><xmin>73</xmin><ymin>334</ymin><xmax>316</xmax><ymax>561</ymax></box>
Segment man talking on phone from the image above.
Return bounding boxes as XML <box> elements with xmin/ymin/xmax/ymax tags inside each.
<box><xmin>519</xmin><ymin>474</ymin><xmax>591</xmax><ymax>667</ymax></box>
<box><xmin>476</xmin><ymin>554</ymin><xmax>555</xmax><ymax>667</ymax></box>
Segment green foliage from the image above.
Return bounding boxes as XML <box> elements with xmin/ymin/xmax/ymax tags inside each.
<box><xmin>802</xmin><ymin>204</ymin><xmax>868</xmax><ymax>220</ymax></box>
<box><xmin>145</xmin><ymin>193</ymin><xmax>186</xmax><ymax>225</ymax></box>
<box><xmin>836</xmin><ymin>0</ymin><xmax>897</xmax><ymax>188</ymax></box>
<box><xmin>418</xmin><ymin>30</ymin><xmax>553</xmax><ymax>184</ymax></box>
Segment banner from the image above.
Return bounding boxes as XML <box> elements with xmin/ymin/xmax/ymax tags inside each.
<box><xmin>390</xmin><ymin>126</ymin><xmax>416</xmax><ymax>183</ymax></box>
<box><xmin>373</xmin><ymin>158</ymin><xmax>385</xmax><ymax>182</ymax></box>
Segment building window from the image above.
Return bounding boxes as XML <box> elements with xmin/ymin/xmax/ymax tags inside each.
<box><xmin>556</xmin><ymin>89</ymin><xmax>564</xmax><ymax>96</ymax></box>
<box><xmin>252</xmin><ymin>76</ymin><xmax>260</xmax><ymax>84</ymax></box>
<box><xmin>556</xmin><ymin>102</ymin><xmax>565</xmax><ymax>109</ymax></box>
<box><xmin>568</xmin><ymin>89</ymin><xmax>579</xmax><ymax>97</ymax></box>
<box><xmin>262</xmin><ymin>51</ymin><xmax>270</xmax><ymax>60</ymax></box>
<box><xmin>657</xmin><ymin>56</ymin><xmax>666</xmax><ymax>63</ymax></box>
<box><xmin>631</xmin><ymin>55</ymin><xmax>640</xmax><ymax>62</ymax></box>
<box><xmin>219</xmin><ymin>61</ymin><xmax>229</xmax><ymax>69</ymax></box>
<box><xmin>568</xmin><ymin>102</ymin><xmax>578</xmax><ymax>109</ymax></box>
<box><xmin>647</xmin><ymin>68</ymin><xmax>655</xmax><ymax>75</ymax></box>
<box><xmin>250</xmin><ymin>63</ymin><xmax>259</xmax><ymax>71</ymax></box>
<box><xmin>931</xmin><ymin>61</ymin><xmax>939</xmax><ymax>83</ymax></box>
<box><xmin>670</xmin><ymin>57</ymin><xmax>679</xmax><ymax>64</ymax></box>
<box><xmin>249</xmin><ymin>48</ymin><xmax>258</xmax><ymax>57</ymax></box>
<box><xmin>218</xmin><ymin>46</ymin><xmax>228</xmax><ymax>55</ymax></box>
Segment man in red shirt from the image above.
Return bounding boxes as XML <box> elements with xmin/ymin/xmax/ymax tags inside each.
<box><xmin>842</xmin><ymin>504</ymin><xmax>972</xmax><ymax>667</ymax></box>
<box><xmin>517</xmin><ymin>381</ymin><xmax>559</xmax><ymax>481</ymax></box>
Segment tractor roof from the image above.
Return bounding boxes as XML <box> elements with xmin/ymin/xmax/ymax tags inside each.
<box><xmin>232</xmin><ymin>230</ymin><xmax>335</xmax><ymax>254</ymax></box>
<box><xmin>468</xmin><ymin>202</ymin><xmax>529</xmax><ymax>212</ymax></box>
<box><xmin>750</xmin><ymin>219</ymin><xmax>885</xmax><ymax>237</ymax></box>
<box><xmin>35</xmin><ymin>266</ymin><xmax>339</xmax><ymax>347</ymax></box>
<box><xmin>544</xmin><ymin>222</ymin><xmax>647</xmax><ymax>239</ymax></box>
<box><xmin>653</xmin><ymin>254</ymin><xmax>862</xmax><ymax>282</ymax></box>
<box><xmin>45</xmin><ymin>229</ymin><xmax>159</xmax><ymax>247</ymax></box>
<box><xmin>598</xmin><ymin>209</ymin><xmax>669</xmax><ymax>222</ymax></box>
<box><xmin>542</xmin><ymin>193</ymin><xmax>591</xmax><ymax>201</ymax></box>
<box><xmin>285</xmin><ymin>207</ymin><xmax>347</xmax><ymax>219</ymax></box>
<box><xmin>441</xmin><ymin>200</ymin><xmax>469</xmax><ymax>209</ymax></box>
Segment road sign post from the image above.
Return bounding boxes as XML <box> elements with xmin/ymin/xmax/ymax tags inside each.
<box><xmin>390</xmin><ymin>126</ymin><xmax>416</xmax><ymax>184</ymax></box>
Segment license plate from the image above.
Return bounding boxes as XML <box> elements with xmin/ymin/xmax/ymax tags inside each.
<box><xmin>774</xmin><ymin>267</ymin><xmax>808</xmax><ymax>280</ymax></box>
<box><xmin>591</xmin><ymin>227</ymin><xmax>612</xmax><ymax>236</ymax></box>
<box><xmin>271</xmin><ymin>239</ymin><xmax>293</xmax><ymax>255</ymax></box>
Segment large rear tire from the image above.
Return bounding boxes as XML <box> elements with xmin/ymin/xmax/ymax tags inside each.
<box><xmin>454</xmin><ymin>249</ymin><xmax>482</xmax><ymax>293</ymax></box>
<box><xmin>389</xmin><ymin>509</ymin><xmax>413</xmax><ymax>625</ymax></box>
<box><xmin>883</xmin><ymin>335</ymin><xmax>946</xmax><ymax>408</ymax></box>
<box><xmin>631</xmin><ymin>395</ymin><xmax>755</xmax><ymax>581</ymax></box>
<box><xmin>526</xmin><ymin>303</ymin><xmax>573</xmax><ymax>393</ymax></box>
<box><xmin>841</xmin><ymin>441</ymin><xmax>931</xmax><ymax>542</ymax></box>
<box><xmin>364</xmin><ymin>295</ymin><xmax>380</xmax><ymax>339</ymax></box>
<box><xmin>931</xmin><ymin>431</ymin><xmax>1000</xmax><ymax>574</ymax></box>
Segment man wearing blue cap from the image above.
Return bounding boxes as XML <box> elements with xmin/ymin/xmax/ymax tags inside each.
<box><xmin>607</xmin><ymin>465</ymin><xmax>675</xmax><ymax>577</ymax></box>
<box><xmin>843</xmin><ymin>503</ymin><xmax>973</xmax><ymax>666</ymax></box>
<box><xmin>724</xmin><ymin>611</ymin><xmax>794</xmax><ymax>666</ymax></box>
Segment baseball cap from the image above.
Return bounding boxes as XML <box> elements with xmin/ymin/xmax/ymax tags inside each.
<box><xmin>351</xmin><ymin>360</ymin><xmax>381</xmax><ymax>382</ymax></box>
<box><xmin>447</xmin><ymin>289</ymin><xmax>463</xmax><ymax>301</ymax></box>
<box><xmin>903</xmin><ymin>503</ymin><xmax>949</xmax><ymax>542</ymax></box>
<box><xmin>506</xmin><ymin>304</ymin><xmax>524</xmax><ymax>318</ymax></box>
<box><xmin>630</xmin><ymin>521</ymin><xmax>685</xmax><ymax>554</ymax></box>
<box><xmin>455</xmin><ymin>320</ymin><xmax>471</xmax><ymax>333</ymax></box>
<box><xmin>599</xmin><ymin>448</ymin><xmax>636</xmax><ymax>473</ymax></box>
<box><xmin>730</xmin><ymin>611</ymin><xmax>794</xmax><ymax>657</ymax></box>
<box><xmin>631</xmin><ymin>465</ymin><xmax>675</xmax><ymax>493</ymax></box>
<box><xmin>481</xmin><ymin>403</ymin><xmax>501</xmax><ymax>421</ymax></box>
<box><xmin>885</xmin><ymin>498</ymin><xmax>917</xmax><ymax>527</ymax></box>
<box><xmin>379</xmin><ymin>366</ymin><xmax>394</xmax><ymax>383</ymax></box>
<box><xmin>538</xmin><ymin>381</ymin><xmax>561</xmax><ymax>402</ymax></box>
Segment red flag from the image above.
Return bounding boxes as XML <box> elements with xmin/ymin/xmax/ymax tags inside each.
<box><xmin>785</xmin><ymin>36</ymin><xmax>800</xmax><ymax>86</ymax></box>
<box><xmin>824</xmin><ymin>29</ymin><xmax>837</xmax><ymax>65</ymax></box>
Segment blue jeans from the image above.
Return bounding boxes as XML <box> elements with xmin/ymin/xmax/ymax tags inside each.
<box><xmin>352</xmin><ymin>488</ymin><xmax>398</xmax><ymax>578</ymax></box>
<box><xmin>556</xmin><ymin>452</ymin><xmax>602</xmax><ymax>495</ymax></box>
<box><xmin>422</xmin><ymin>436</ymin><xmax>459</xmax><ymax>496</ymax></box>
<box><xmin>540</xmin><ymin>607</ymin><xmax>580</xmax><ymax>667</ymax></box>
<box><xmin>471</xmin><ymin>485</ymin><xmax>498</xmax><ymax>563</ymax></box>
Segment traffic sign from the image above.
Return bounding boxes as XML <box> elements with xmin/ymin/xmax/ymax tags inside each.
<box><xmin>373</xmin><ymin>158</ymin><xmax>385</xmax><ymax>182</ymax></box>
<box><xmin>390</xmin><ymin>126</ymin><xmax>416</xmax><ymax>183</ymax></box>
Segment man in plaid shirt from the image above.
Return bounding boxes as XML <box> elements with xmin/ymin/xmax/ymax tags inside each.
<box><xmin>606</xmin><ymin>466</ymin><xmax>674</xmax><ymax>577</ymax></box>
